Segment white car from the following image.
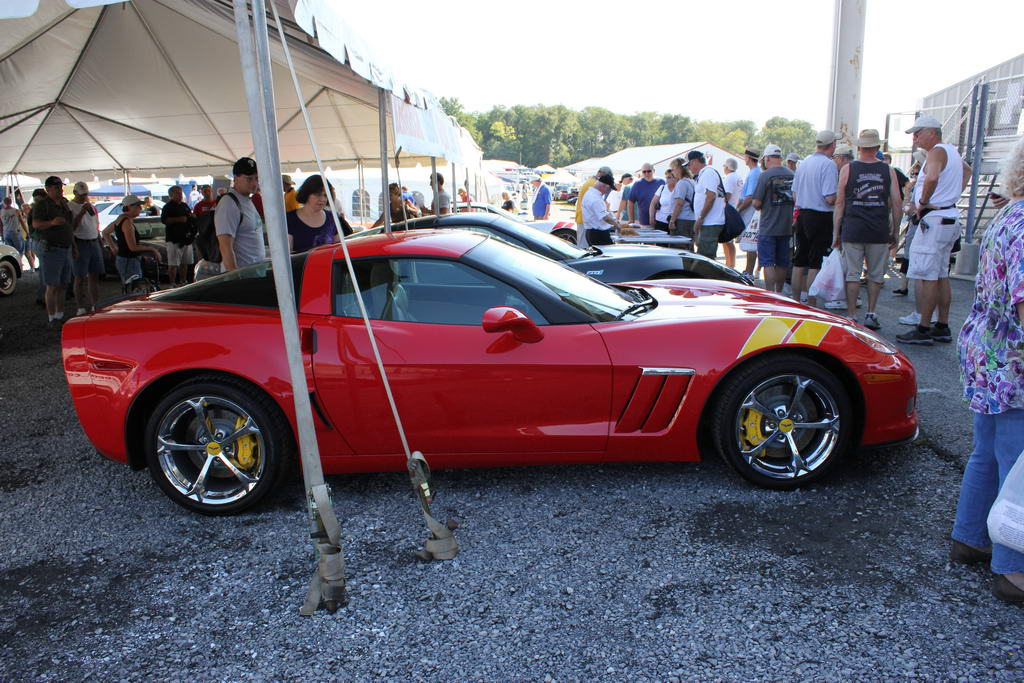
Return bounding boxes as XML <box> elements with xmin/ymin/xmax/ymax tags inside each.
<box><xmin>0</xmin><ymin>243</ymin><xmax>23</xmax><ymax>296</ymax></box>
<box><xmin>457</xmin><ymin>203</ymin><xmax>579</xmax><ymax>242</ymax></box>
<box><xmin>94</xmin><ymin>198</ymin><xmax>165</xmax><ymax>229</ymax></box>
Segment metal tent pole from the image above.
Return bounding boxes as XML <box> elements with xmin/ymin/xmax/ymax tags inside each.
<box><xmin>232</xmin><ymin>0</ymin><xmax>345</xmax><ymax>615</ymax></box>
<box><xmin>965</xmin><ymin>82</ymin><xmax>990</xmax><ymax>243</ymax></box>
<box><xmin>964</xmin><ymin>84</ymin><xmax>980</xmax><ymax>165</ymax></box>
<box><xmin>378</xmin><ymin>89</ymin><xmax>391</xmax><ymax>233</ymax></box>
<box><xmin>357</xmin><ymin>160</ymin><xmax>365</xmax><ymax>223</ymax></box>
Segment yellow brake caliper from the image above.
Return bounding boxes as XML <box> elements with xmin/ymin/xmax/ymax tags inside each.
<box><xmin>229</xmin><ymin>415</ymin><xmax>258</xmax><ymax>470</ymax></box>
<box><xmin>741</xmin><ymin>408</ymin><xmax>768</xmax><ymax>449</ymax></box>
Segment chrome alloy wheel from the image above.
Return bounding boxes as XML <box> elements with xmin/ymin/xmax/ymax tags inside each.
<box><xmin>154</xmin><ymin>395</ymin><xmax>266</xmax><ymax>507</ymax></box>
<box><xmin>734</xmin><ymin>374</ymin><xmax>841</xmax><ymax>480</ymax></box>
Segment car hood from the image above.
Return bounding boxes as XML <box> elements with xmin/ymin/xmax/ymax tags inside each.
<box><xmin>624</xmin><ymin>279</ymin><xmax>853</xmax><ymax>325</ymax></box>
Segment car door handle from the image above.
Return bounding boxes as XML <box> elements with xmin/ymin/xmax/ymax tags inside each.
<box><xmin>301</xmin><ymin>328</ymin><xmax>317</xmax><ymax>354</ymax></box>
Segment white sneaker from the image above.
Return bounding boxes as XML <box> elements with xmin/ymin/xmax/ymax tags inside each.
<box><xmin>899</xmin><ymin>311</ymin><xmax>921</xmax><ymax>326</ymax></box>
<box><xmin>76</xmin><ymin>307</ymin><xmax>87</xmax><ymax>316</ymax></box>
<box><xmin>898</xmin><ymin>311</ymin><xmax>939</xmax><ymax>326</ymax></box>
<box><xmin>824</xmin><ymin>299</ymin><xmax>845</xmax><ymax>309</ymax></box>
<box><xmin>799</xmin><ymin>292</ymin><xmax>808</xmax><ymax>303</ymax></box>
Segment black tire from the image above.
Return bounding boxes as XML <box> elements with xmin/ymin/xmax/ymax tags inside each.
<box><xmin>144</xmin><ymin>375</ymin><xmax>292</xmax><ymax>515</ymax></box>
<box><xmin>0</xmin><ymin>259</ymin><xmax>17</xmax><ymax>296</ymax></box>
<box><xmin>711</xmin><ymin>353</ymin><xmax>853</xmax><ymax>490</ymax></box>
<box><xmin>552</xmin><ymin>228</ymin><xmax>577</xmax><ymax>243</ymax></box>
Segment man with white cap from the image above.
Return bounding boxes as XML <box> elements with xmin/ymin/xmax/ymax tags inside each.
<box><xmin>832</xmin><ymin>129</ymin><xmax>903</xmax><ymax>329</ymax></box>
<box><xmin>786</xmin><ymin>153</ymin><xmax>801</xmax><ymax>172</ymax></box>
<box><xmin>752</xmin><ymin>144</ymin><xmax>794</xmax><ymax>293</ymax></box>
<box><xmin>68</xmin><ymin>181</ymin><xmax>104</xmax><ymax>314</ymax></box>
<box><xmin>896</xmin><ymin>115</ymin><xmax>972</xmax><ymax>345</ymax></box>
<box><xmin>575</xmin><ymin>165</ymin><xmax>612</xmax><ymax>226</ymax></box>
<box><xmin>581</xmin><ymin>172</ymin><xmax>625</xmax><ymax>246</ymax></box>
<box><xmin>790</xmin><ymin>130</ymin><xmax>840</xmax><ymax>305</ymax></box>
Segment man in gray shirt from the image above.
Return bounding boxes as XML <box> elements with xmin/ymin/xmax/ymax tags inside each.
<box><xmin>216</xmin><ymin>157</ymin><xmax>266</xmax><ymax>272</ymax></box>
<box><xmin>752</xmin><ymin>145</ymin><xmax>795</xmax><ymax>293</ymax></box>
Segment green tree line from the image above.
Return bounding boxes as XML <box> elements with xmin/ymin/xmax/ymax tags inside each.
<box><xmin>440</xmin><ymin>97</ymin><xmax>819</xmax><ymax>168</ymax></box>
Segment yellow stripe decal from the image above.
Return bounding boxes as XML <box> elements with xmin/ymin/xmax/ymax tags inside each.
<box><xmin>738</xmin><ymin>318</ymin><xmax>831</xmax><ymax>358</ymax></box>
<box><xmin>789</xmin><ymin>320</ymin><xmax>831</xmax><ymax>347</ymax></box>
<box><xmin>740</xmin><ymin>317</ymin><xmax>798</xmax><ymax>356</ymax></box>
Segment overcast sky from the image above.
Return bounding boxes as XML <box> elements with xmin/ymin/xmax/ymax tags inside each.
<box><xmin>342</xmin><ymin>0</ymin><xmax>1023</xmax><ymax>138</ymax></box>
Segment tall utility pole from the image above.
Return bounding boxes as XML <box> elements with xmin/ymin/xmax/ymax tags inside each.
<box><xmin>827</xmin><ymin>0</ymin><xmax>867</xmax><ymax>142</ymax></box>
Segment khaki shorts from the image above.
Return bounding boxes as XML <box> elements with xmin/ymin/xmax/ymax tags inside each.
<box><xmin>841</xmin><ymin>242</ymin><xmax>889</xmax><ymax>283</ymax></box>
<box><xmin>166</xmin><ymin>242</ymin><xmax>194</xmax><ymax>266</ymax></box>
<box><xmin>907</xmin><ymin>214</ymin><xmax>959</xmax><ymax>281</ymax></box>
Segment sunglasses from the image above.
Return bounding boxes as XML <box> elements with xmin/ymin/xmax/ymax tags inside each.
<box><xmin>641</xmin><ymin>169</ymin><xmax>654</xmax><ymax>173</ymax></box>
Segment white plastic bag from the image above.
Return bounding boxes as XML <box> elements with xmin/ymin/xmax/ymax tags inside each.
<box><xmin>988</xmin><ymin>448</ymin><xmax>1024</xmax><ymax>554</ymax></box>
<box><xmin>739</xmin><ymin>212</ymin><xmax>759</xmax><ymax>253</ymax></box>
<box><xmin>808</xmin><ymin>250</ymin><xmax>845</xmax><ymax>302</ymax></box>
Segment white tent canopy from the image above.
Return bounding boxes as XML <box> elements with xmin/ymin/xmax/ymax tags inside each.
<box><xmin>0</xmin><ymin>0</ymin><xmax>477</xmax><ymax>179</ymax></box>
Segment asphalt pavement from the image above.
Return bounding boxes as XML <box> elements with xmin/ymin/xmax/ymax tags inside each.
<box><xmin>1</xmin><ymin>263</ymin><xmax>1020</xmax><ymax>681</ymax></box>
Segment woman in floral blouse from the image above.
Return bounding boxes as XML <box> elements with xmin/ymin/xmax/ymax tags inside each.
<box><xmin>951</xmin><ymin>137</ymin><xmax>1024</xmax><ymax>605</ymax></box>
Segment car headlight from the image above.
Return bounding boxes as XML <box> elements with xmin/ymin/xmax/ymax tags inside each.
<box><xmin>844</xmin><ymin>325</ymin><xmax>898</xmax><ymax>354</ymax></box>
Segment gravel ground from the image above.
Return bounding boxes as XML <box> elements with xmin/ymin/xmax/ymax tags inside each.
<box><xmin>1</xmin><ymin>267</ymin><xmax>1020</xmax><ymax>682</ymax></box>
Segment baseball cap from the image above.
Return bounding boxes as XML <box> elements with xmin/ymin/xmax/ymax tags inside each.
<box><xmin>597</xmin><ymin>165</ymin><xmax>613</xmax><ymax>176</ymax></box>
<box><xmin>786</xmin><ymin>153</ymin><xmax>802</xmax><ymax>163</ymax></box>
<box><xmin>282</xmin><ymin>174</ymin><xmax>294</xmax><ymax>185</ymax></box>
<box><xmin>815</xmin><ymin>130</ymin><xmax>840</xmax><ymax>145</ymax></box>
<box><xmin>44</xmin><ymin>175</ymin><xmax>63</xmax><ymax>187</ymax></box>
<box><xmin>905</xmin><ymin>115</ymin><xmax>942</xmax><ymax>134</ymax></box>
<box><xmin>120</xmin><ymin>194</ymin><xmax>143</xmax><ymax>208</ymax></box>
<box><xmin>685</xmin><ymin>150</ymin><xmax>706</xmax><ymax>164</ymax></box>
<box><xmin>72</xmin><ymin>181</ymin><xmax>89</xmax><ymax>195</ymax></box>
<box><xmin>232</xmin><ymin>157</ymin><xmax>258</xmax><ymax>176</ymax></box>
<box><xmin>744</xmin><ymin>146</ymin><xmax>761</xmax><ymax>159</ymax></box>
<box><xmin>834</xmin><ymin>144</ymin><xmax>853</xmax><ymax>157</ymax></box>
<box><xmin>762</xmin><ymin>144</ymin><xmax>783</xmax><ymax>157</ymax></box>
<box><xmin>596</xmin><ymin>173</ymin><xmax>615</xmax><ymax>188</ymax></box>
<box><xmin>620</xmin><ymin>173</ymin><xmax>632</xmax><ymax>180</ymax></box>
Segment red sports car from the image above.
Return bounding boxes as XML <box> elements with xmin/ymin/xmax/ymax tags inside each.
<box><xmin>62</xmin><ymin>230</ymin><xmax>917</xmax><ymax>514</ymax></box>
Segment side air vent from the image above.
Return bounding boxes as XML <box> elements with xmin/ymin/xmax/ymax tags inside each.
<box><xmin>615</xmin><ymin>368</ymin><xmax>695</xmax><ymax>433</ymax></box>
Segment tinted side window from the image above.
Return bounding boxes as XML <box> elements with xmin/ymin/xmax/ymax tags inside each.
<box><xmin>153</xmin><ymin>253</ymin><xmax>307</xmax><ymax>309</ymax></box>
<box><xmin>334</xmin><ymin>258</ymin><xmax>546</xmax><ymax>325</ymax></box>
<box><xmin>462</xmin><ymin>226</ymin><xmax>529</xmax><ymax>250</ymax></box>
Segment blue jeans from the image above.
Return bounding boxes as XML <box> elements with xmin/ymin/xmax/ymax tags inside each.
<box><xmin>952</xmin><ymin>410</ymin><xmax>1024</xmax><ymax>574</ymax></box>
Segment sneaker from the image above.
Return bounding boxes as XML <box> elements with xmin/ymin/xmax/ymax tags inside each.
<box><xmin>898</xmin><ymin>311</ymin><xmax>921</xmax><ymax>326</ymax></box>
<box><xmin>863</xmin><ymin>312</ymin><xmax>881</xmax><ymax>330</ymax></box>
<box><xmin>896</xmin><ymin>326</ymin><xmax>934</xmax><ymax>346</ymax></box>
<box><xmin>799</xmin><ymin>292</ymin><xmax>808</xmax><ymax>304</ymax></box>
<box><xmin>891</xmin><ymin>288</ymin><xmax>909</xmax><ymax>296</ymax></box>
<box><xmin>76</xmin><ymin>307</ymin><xmax>87</xmax><ymax>316</ymax></box>
<box><xmin>931</xmin><ymin>323</ymin><xmax>952</xmax><ymax>343</ymax></box>
<box><xmin>824</xmin><ymin>299</ymin><xmax>846</xmax><ymax>310</ymax></box>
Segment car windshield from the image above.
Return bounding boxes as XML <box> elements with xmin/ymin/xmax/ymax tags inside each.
<box><xmin>464</xmin><ymin>238</ymin><xmax>632</xmax><ymax>322</ymax></box>
<box><xmin>353</xmin><ymin>214</ymin><xmax>589</xmax><ymax>261</ymax></box>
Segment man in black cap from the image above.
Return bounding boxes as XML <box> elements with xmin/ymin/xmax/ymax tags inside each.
<box><xmin>580</xmin><ymin>173</ymin><xmax>624</xmax><ymax>246</ymax></box>
<box><xmin>686</xmin><ymin>150</ymin><xmax>727</xmax><ymax>259</ymax></box>
<box><xmin>215</xmin><ymin>157</ymin><xmax>265</xmax><ymax>272</ymax></box>
<box><xmin>32</xmin><ymin>176</ymin><xmax>75</xmax><ymax>324</ymax></box>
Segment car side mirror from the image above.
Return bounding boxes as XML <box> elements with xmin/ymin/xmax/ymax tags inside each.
<box><xmin>482</xmin><ymin>306</ymin><xmax>544</xmax><ymax>343</ymax></box>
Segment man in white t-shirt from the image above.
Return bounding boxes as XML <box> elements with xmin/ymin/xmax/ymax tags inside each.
<box><xmin>721</xmin><ymin>158</ymin><xmax>744</xmax><ymax>268</ymax></box>
<box><xmin>581</xmin><ymin>173</ymin><xmax>624</xmax><ymax>246</ymax></box>
<box><xmin>68</xmin><ymin>181</ymin><xmax>103</xmax><ymax>314</ymax></box>
<box><xmin>685</xmin><ymin>150</ymin><xmax>726</xmax><ymax>260</ymax></box>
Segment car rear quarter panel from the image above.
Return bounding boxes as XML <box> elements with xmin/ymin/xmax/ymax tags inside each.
<box><xmin>63</xmin><ymin>303</ymin><xmax>350</xmax><ymax>465</ymax></box>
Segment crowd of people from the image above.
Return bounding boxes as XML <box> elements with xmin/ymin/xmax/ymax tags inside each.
<box><xmin>568</xmin><ymin>125</ymin><xmax>1024</xmax><ymax>605</ymax></box>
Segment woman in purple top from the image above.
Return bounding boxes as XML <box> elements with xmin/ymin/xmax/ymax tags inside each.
<box><xmin>286</xmin><ymin>174</ymin><xmax>351</xmax><ymax>253</ymax></box>
<box><xmin>951</xmin><ymin>137</ymin><xmax>1024</xmax><ymax>605</ymax></box>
